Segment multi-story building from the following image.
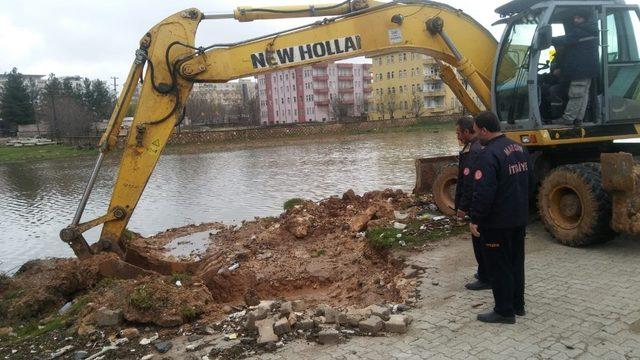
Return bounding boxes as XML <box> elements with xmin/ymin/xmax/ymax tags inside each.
<box><xmin>191</xmin><ymin>79</ymin><xmax>258</xmax><ymax>105</ymax></box>
<box><xmin>256</xmin><ymin>61</ymin><xmax>372</xmax><ymax>125</ymax></box>
<box><xmin>368</xmin><ymin>52</ymin><xmax>481</xmax><ymax>120</ymax></box>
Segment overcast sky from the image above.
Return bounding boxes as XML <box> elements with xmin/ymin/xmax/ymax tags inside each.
<box><xmin>1</xmin><ymin>0</ymin><xmax>639</xmax><ymax>88</ymax></box>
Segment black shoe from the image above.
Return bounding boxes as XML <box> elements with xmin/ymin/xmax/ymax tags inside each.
<box><xmin>474</xmin><ymin>272</ymin><xmax>479</xmax><ymax>280</ymax></box>
<box><xmin>477</xmin><ymin>311</ymin><xmax>516</xmax><ymax>324</ymax></box>
<box><xmin>516</xmin><ymin>308</ymin><xmax>526</xmax><ymax>316</ymax></box>
<box><xmin>465</xmin><ymin>280</ymin><xmax>491</xmax><ymax>291</ymax></box>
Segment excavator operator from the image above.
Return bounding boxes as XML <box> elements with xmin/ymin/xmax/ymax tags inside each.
<box><xmin>551</xmin><ymin>8</ymin><xmax>599</xmax><ymax>126</ymax></box>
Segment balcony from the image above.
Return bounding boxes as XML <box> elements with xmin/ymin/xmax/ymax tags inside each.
<box><xmin>424</xmin><ymin>89</ymin><xmax>446</xmax><ymax>96</ymax></box>
<box><xmin>424</xmin><ymin>73</ymin><xmax>440</xmax><ymax>80</ymax></box>
<box><xmin>314</xmin><ymin>87</ymin><xmax>329</xmax><ymax>93</ymax></box>
<box><xmin>338</xmin><ymin>75</ymin><xmax>353</xmax><ymax>81</ymax></box>
<box><xmin>363</xmin><ymin>73</ymin><xmax>372</xmax><ymax>80</ymax></box>
<box><xmin>313</xmin><ymin>74</ymin><xmax>328</xmax><ymax>81</ymax></box>
<box><xmin>363</xmin><ymin>87</ymin><xmax>372</xmax><ymax>93</ymax></box>
<box><xmin>315</xmin><ymin>100</ymin><xmax>329</xmax><ymax>106</ymax></box>
<box><xmin>338</xmin><ymin>87</ymin><xmax>354</xmax><ymax>93</ymax></box>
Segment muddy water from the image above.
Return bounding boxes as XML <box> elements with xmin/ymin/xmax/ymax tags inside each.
<box><xmin>0</xmin><ymin>130</ymin><xmax>459</xmax><ymax>273</ymax></box>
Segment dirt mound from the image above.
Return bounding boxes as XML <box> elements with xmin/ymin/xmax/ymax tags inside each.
<box><xmin>0</xmin><ymin>257</ymin><xmax>103</xmax><ymax>321</ymax></box>
<box><xmin>1</xmin><ymin>189</ymin><xmax>456</xmax><ymax>330</ymax></box>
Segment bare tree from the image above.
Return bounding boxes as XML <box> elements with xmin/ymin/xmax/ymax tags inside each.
<box><xmin>380</xmin><ymin>92</ymin><xmax>397</xmax><ymax>120</ymax></box>
<box><xmin>329</xmin><ymin>95</ymin><xmax>350</xmax><ymax>122</ymax></box>
<box><xmin>411</xmin><ymin>92</ymin><xmax>426</xmax><ymax>119</ymax></box>
<box><xmin>37</xmin><ymin>95</ymin><xmax>96</xmax><ymax>139</ymax></box>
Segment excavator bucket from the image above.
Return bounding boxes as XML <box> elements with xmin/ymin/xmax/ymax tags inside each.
<box><xmin>414</xmin><ymin>155</ymin><xmax>459</xmax><ymax>216</ymax></box>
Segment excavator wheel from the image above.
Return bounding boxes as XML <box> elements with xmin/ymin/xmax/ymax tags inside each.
<box><xmin>538</xmin><ymin>163</ymin><xmax>616</xmax><ymax>247</ymax></box>
<box><xmin>432</xmin><ymin>163</ymin><xmax>458</xmax><ymax>216</ymax></box>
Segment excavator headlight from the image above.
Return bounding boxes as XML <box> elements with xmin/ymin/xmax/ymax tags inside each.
<box><xmin>520</xmin><ymin>134</ymin><xmax>537</xmax><ymax>144</ymax></box>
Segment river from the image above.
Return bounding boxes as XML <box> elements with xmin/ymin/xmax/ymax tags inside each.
<box><xmin>0</xmin><ymin>130</ymin><xmax>459</xmax><ymax>273</ymax></box>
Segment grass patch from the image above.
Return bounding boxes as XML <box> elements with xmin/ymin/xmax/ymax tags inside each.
<box><xmin>0</xmin><ymin>144</ymin><xmax>96</xmax><ymax>163</ymax></box>
<box><xmin>170</xmin><ymin>273</ymin><xmax>191</xmax><ymax>284</ymax></box>
<box><xmin>283</xmin><ymin>198</ymin><xmax>305</xmax><ymax>211</ymax></box>
<box><xmin>180</xmin><ymin>305</ymin><xmax>203</xmax><ymax>321</ymax></box>
<box><xmin>366</xmin><ymin>220</ymin><xmax>466</xmax><ymax>250</ymax></box>
<box><xmin>129</xmin><ymin>285</ymin><xmax>155</xmax><ymax>310</ymax></box>
<box><xmin>311</xmin><ymin>249</ymin><xmax>326</xmax><ymax>258</ymax></box>
<box><xmin>0</xmin><ymin>297</ymin><xmax>88</xmax><ymax>345</ymax></box>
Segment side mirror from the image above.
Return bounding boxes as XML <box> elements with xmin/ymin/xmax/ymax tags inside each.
<box><xmin>535</xmin><ymin>25</ymin><xmax>553</xmax><ymax>50</ymax></box>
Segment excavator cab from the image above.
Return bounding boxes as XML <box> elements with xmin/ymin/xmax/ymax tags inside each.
<box><xmin>494</xmin><ymin>0</ymin><xmax>640</xmax><ymax>130</ymax></box>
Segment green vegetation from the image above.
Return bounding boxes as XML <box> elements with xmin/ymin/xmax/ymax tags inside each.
<box><xmin>128</xmin><ymin>285</ymin><xmax>155</xmax><ymax>310</ymax></box>
<box><xmin>180</xmin><ymin>305</ymin><xmax>203</xmax><ymax>321</ymax></box>
<box><xmin>170</xmin><ymin>273</ymin><xmax>192</xmax><ymax>284</ymax></box>
<box><xmin>283</xmin><ymin>198</ymin><xmax>305</xmax><ymax>211</ymax></box>
<box><xmin>0</xmin><ymin>144</ymin><xmax>96</xmax><ymax>163</ymax></box>
<box><xmin>0</xmin><ymin>297</ymin><xmax>88</xmax><ymax>345</ymax></box>
<box><xmin>0</xmin><ymin>68</ymin><xmax>35</xmax><ymax>125</ymax></box>
<box><xmin>366</xmin><ymin>220</ymin><xmax>466</xmax><ymax>250</ymax></box>
<box><xmin>311</xmin><ymin>249</ymin><xmax>326</xmax><ymax>258</ymax></box>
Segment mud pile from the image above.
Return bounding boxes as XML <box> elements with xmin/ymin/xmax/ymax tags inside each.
<box><xmin>0</xmin><ymin>189</ymin><xmax>463</xmax><ymax>358</ymax></box>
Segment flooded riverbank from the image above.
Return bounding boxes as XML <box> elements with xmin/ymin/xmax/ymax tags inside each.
<box><xmin>0</xmin><ymin>130</ymin><xmax>459</xmax><ymax>273</ymax></box>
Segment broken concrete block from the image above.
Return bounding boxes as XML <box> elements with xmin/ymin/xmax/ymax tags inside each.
<box><xmin>95</xmin><ymin>308</ymin><xmax>122</xmax><ymax>327</ymax></box>
<box><xmin>295</xmin><ymin>318</ymin><xmax>315</xmax><ymax>331</ymax></box>
<box><xmin>251</xmin><ymin>307</ymin><xmax>268</xmax><ymax>321</ymax></box>
<box><xmin>256</xmin><ymin>300</ymin><xmax>278</xmax><ymax>313</ymax></box>
<box><xmin>256</xmin><ymin>319</ymin><xmax>278</xmax><ymax>345</ymax></box>
<box><xmin>273</xmin><ymin>317</ymin><xmax>292</xmax><ymax>336</ymax></box>
<box><xmin>287</xmin><ymin>313</ymin><xmax>298</xmax><ymax>327</ymax></box>
<box><xmin>349</xmin><ymin>206</ymin><xmax>378</xmax><ymax>232</ymax></box>
<box><xmin>291</xmin><ymin>300</ymin><xmax>306</xmax><ymax>312</ymax></box>
<box><xmin>384</xmin><ymin>315</ymin><xmax>411</xmax><ymax>333</ymax></box>
<box><xmin>345</xmin><ymin>308</ymin><xmax>372</xmax><ymax>327</ymax></box>
<box><xmin>245</xmin><ymin>312</ymin><xmax>257</xmax><ymax>331</ymax></box>
<box><xmin>317</xmin><ymin>328</ymin><xmax>340</xmax><ymax>345</ymax></box>
<box><xmin>366</xmin><ymin>304</ymin><xmax>390</xmax><ymax>321</ymax></box>
<box><xmin>359</xmin><ymin>316</ymin><xmax>384</xmax><ymax>335</ymax></box>
<box><xmin>153</xmin><ymin>340</ymin><xmax>172</xmax><ymax>354</ymax></box>
<box><xmin>279</xmin><ymin>301</ymin><xmax>292</xmax><ymax>317</ymax></box>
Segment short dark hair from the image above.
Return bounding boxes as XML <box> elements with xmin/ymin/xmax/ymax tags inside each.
<box><xmin>456</xmin><ymin>116</ymin><xmax>475</xmax><ymax>133</ymax></box>
<box><xmin>474</xmin><ymin>111</ymin><xmax>501</xmax><ymax>133</ymax></box>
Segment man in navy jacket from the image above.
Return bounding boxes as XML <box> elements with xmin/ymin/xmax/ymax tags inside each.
<box><xmin>454</xmin><ymin>116</ymin><xmax>490</xmax><ymax>291</ymax></box>
<box><xmin>469</xmin><ymin>111</ymin><xmax>531</xmax><ymax>324</ymax></box>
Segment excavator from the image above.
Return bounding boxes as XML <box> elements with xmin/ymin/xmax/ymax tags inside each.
<box><xmin>60</xmin><ymin>0</ymin><xmax>640</xmax><ymax>276</ymax></box>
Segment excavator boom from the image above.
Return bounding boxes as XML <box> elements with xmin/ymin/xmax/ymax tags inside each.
<box><xmin>62</xmin><ymin>1</ymin><xmax>497</xmax><ymax>271</ymax></box>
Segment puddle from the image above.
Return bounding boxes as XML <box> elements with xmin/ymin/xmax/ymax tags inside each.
<box><xmin>164</xmin><ymin>230</ymin><xmax>218</xmax><ymax>260</ymax></box>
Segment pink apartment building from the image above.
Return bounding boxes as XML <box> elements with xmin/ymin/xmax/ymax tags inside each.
<box><xmin>256</xmin><ymin>62</ymin><xmax>372</xmax><ymax>125</ymax></box>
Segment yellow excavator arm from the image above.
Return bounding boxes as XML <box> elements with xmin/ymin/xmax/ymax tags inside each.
<box><xmin>61</xmin><ymin>0</ymin><xmax>497</xmax><ymax>266</ymax></box>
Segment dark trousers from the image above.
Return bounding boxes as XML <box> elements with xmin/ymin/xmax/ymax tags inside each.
<box><xmin>480</xmin><ymin>226</ymin><xmax>526</xmax><ymax>317</ymax></box>
<box><xmin>472</xmin><ymin>235</ymin><xmax>490</xmax><ymax>283</ymax></box>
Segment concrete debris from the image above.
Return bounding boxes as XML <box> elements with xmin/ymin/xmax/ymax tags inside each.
<box><xmin>50</xmin><ymin>345</ymin><xmax>74</xmax><ymax>359</ymax></box>
<box><xmin>273</xmin><ymin>317</ymin><xmax>292</xmax><ymax>336</ymax></box>
<box><xmin>140</xmin><ymin>355</ymin><xmax>154</xmax><ymax>360</ymax></box>
<box><xmin>384</xmin><ymin>314</ymin><xmax>411</xmax><ymax>333</ymax></box>
<box><xmin>359</xmin><ymin>316</ymin><xmax>385</xmax><ymax>335</ymax></box>
<box><xmin>153</xmin><ymin>340</ymin><xmax>173</xmax><ymax>354</ymax></box>
<box><xmin>256</xmin><ymin>319</ymin><xmax>278</xmax><ymax>345</ymax></box>
<box><xmin>366</xmin><ymin>304</ymin><xmax>391</xmax><ymax>321</ymax></box>
<box><xmin>393</xmin><ymin>222</ymin><xmax>407</xmax><ymax>230</ymax></box>
<box><xmin>317</xmin><ymin>328</ymin><xmax>340</xmax><ymax>345</ymax></box>
<box><xmin>139</xmin><ymin>333</ymin><xmax>159</xmax><ymax>345</ymax></box>
<box><xmin>0</xmin><ymin>327</ymin><xmax>14</xmax><ymax>336</ymax></box>
<box><xmin>394</xmin><ymin>211</ymin><xmax>410</xmax><ymax>220</ymax></box>
<box><xmin>95</xmin><ymin>308</ymin><xmax>122</xmax><ymax>327</ymax></box>
<box><xmin>349</xmin><ymin>205</ymin><xmax>378</xmax><ymax>232</ymax></box>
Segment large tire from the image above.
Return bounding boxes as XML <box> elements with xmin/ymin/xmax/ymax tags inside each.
<box><xmin>432</xmin><ymin>163</ymin><xmax>458</xmax><ymax>216</ymax></box>
<box><xmin>538</xmin><ymin>164</ymin><xmax>616</xmax><ymax>246</ymax></box>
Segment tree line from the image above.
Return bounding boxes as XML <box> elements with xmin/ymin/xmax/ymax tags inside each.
<box><xmin>0</xmin><ymin>67</ymin><xmax>114</xmax><ymax>138</ymax></box>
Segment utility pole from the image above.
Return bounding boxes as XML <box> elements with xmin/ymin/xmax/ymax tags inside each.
<box><xmin>110</xmin><ymin>77</ymin><xmax>118</xmax><ymax>97</ymax></box>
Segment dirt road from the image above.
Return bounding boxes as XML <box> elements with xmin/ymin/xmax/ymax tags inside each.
<box><xmin>258</xmin><ymin>223</ymin><xmax>640</xmax><ymax>360</ymax></box>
